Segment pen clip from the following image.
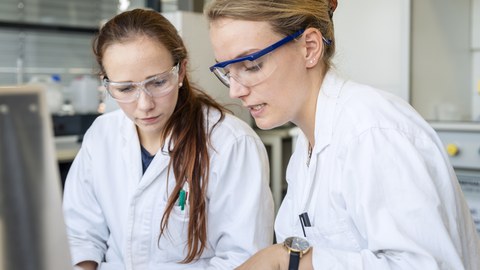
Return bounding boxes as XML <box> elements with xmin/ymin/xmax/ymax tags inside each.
<box><xmin>299</xmin><ymin>212</ymin><xmax>311</xmax><ymax>237</ymax></box>
<box><xmin>184</xmin><ymin>180</ymin><xmax>189</xmax><ymax>203</ymax></box>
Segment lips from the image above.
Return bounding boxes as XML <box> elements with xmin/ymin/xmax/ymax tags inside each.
<box><xmin>138</xmin><ymin>115</ymin><xmax>160</xmax><ymax>124</ymax></box>
<box><xmin>248</xmin><ymin>103</ymin><xmax>266</xmax><ymax>111</ymax></box>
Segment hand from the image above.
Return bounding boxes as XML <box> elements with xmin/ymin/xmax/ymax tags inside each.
<box><xmin>235</xmin><ymin>244</ymin><xmax>288</xmax><ymax>270</ymax></box>
<box><xmin>74</xmin><ymin>261</ymin><xmax>98</xmax><ymax>270</ymax></box>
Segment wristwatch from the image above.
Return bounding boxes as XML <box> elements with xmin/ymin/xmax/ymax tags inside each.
<box><xmin>283</xmin><ymin>236</ymin><xmax>311</xmax><ymax>270</ymax></box>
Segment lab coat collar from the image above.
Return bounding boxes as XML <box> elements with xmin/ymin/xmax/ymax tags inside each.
<box><xmin>119</xmin><ymin>112</ymin><xmax>144</xmax><ymax>182</ymax></box>
<box><xmin>312</xmin><ymin>69</ymin><xmax>346</xmax><ymax>155</ymax></box>
<box><xmin>119</xmin><ymin>111</ymin><xmax>138</xmax><ymax>145</ymax></box>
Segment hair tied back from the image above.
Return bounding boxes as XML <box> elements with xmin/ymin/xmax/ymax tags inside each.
<box><xmin>329</xmin><ymin>0</ymin><xmax>338</xmax><ymax>19</ymax></box>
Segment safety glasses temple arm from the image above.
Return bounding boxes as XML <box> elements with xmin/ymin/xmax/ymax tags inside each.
<box><xmin>209</xmin><ymin>29</ymin><xmax>305</xmax><ymax>71</ymax></box>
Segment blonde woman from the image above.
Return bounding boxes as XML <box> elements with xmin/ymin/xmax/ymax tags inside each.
<box><xmin>205</xmin><ymin>0</ymin><xmax>480</xmax><ymax>269</ymax></box>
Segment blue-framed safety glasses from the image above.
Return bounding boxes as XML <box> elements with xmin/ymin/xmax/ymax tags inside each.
<box><xmin>209</xmin><ymin>29</ymin><xmax>305</xmax><ymax>87</ymax></box>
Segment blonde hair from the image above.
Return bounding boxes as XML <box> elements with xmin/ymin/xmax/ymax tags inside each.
<box><xmin>205</xmin><ymin>0</ymin><xmax>336</xmax><ymax>68</ymax></box>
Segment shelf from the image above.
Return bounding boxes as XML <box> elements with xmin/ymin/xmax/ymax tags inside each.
<box><xmin>0</xmin><ymin>21</ymin><xmax>97</xmax><ymax>34</ymax></box>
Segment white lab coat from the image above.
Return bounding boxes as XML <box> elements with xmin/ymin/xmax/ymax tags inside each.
<box><xmin>275</xmin><ymin>71</ymin><xmax>480</xmax><ymax>269</ymax></box>
<box><xmin>63</xmin><ymin>108</ymin><xmax>274</xmax><ymax>270</ymax></box>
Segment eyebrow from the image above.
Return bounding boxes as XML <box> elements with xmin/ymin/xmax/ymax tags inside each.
<box><xmin>214</xmin><ymin>48</ymin><xmax>263</xmax><ymax>64</ymax></box>
<box><xmin>107</xmin><ymin>70</ymin><xmax>167</xmax><ymax>84</ymax></box>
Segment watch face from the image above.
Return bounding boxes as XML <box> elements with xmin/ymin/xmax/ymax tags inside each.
<box><xmin>284</xmin><ymin>237</ymin><xmax>310</xmax><ymax>253</ymax></box>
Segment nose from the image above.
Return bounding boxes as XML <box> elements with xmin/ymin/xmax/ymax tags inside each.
<box><xmin>136</xmin><ymin>86</ymin><xmax>155</xmax><ymax>111</ymax></box>
<box><xmin>229</xmin><ymin>77</ymin><xmax>249</xmax><ymax>99</ymax></box>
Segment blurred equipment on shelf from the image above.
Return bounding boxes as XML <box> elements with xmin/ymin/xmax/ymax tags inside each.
<box><xmin>67</xmin><ymin>75</ymin><xmax>101</xmax><ymax>114</ymax></box>
<box><xmin>432</xmin><ymin>122</ymin><xmax>480</xmax><ymax>235</ymax></box>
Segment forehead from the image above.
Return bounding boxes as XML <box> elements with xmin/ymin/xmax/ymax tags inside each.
<box><xmin>103</xmin><ymin>36</ymin><xmax>173</xmax><ymax>81</ymax></box>
<box><xmin>209</xmin><ymin>19</ymin><xmax>282</xmax><ymax>61</ymax></box>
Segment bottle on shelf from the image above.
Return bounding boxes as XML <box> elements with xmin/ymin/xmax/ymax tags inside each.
<box><xmin>28</xmin><ymin>74</ymin><xmax>64</xmax><ymax>114</ymax></box>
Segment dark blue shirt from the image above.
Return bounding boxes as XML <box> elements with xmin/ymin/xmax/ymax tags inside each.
<box><xmin>140</xmin><ymin>146</ymin><xmax>155</xmax><ymax>174</ymax></box>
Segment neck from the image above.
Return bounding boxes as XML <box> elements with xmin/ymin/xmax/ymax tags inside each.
<box><xmin>138</xmin><ymin>128</ymin><xmax>162</xmax><ymax>155</ymax></box>
<box><xmin>294</xmin><ymin>65</ymin><xmax>328</xmax><ymax>148</ymax></box>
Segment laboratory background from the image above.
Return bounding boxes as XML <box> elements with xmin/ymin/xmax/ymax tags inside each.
<box><xmin>0</xmin><ymin>0</ymin><xmax>479</xmax><ymax>269</ymax></box>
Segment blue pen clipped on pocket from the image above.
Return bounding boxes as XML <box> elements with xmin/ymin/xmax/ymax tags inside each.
<box><xmin>299</xmin><ymin>212</ymin><xmax>311</xmax><ymax>237</ymax></box>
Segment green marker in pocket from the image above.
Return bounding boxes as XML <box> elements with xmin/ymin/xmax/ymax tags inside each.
<box><xmin>179</xmin><ymin>189</ymin><xmax>186</xmax><ymax>211</ymax></box>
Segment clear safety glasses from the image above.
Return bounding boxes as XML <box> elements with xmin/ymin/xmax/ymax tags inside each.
<box><xmin>209</xmin><ymin>29</ymin><xmax>305</xmax><ymax>87</ymax></box>
<box><xmin>103</xmin><ymin>64</ymin><xmax>179</xmax><ymax>103</ymax></box>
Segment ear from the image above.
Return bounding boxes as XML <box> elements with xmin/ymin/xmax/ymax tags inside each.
<box><xmin>303</xmin><ymin>28</ymin><xmax>324</xmax><ymax>68</ymax></box>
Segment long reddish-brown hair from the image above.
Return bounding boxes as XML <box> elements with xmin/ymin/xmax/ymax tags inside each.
<box><xmin>92</xmin><ymin>8</ymin><xmax>228</xmax><ymax>263</ymax></box>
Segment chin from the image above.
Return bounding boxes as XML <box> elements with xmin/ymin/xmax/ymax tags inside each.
<box><xmin>254</xmin><ymin>119</ymin><xmax>284</xmax><ymax>130</ymax></box>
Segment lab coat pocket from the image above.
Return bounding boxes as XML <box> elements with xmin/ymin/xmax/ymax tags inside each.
<box><xmin>156</xmin><ymin>203</ymin><xmax>190</xmax><ymax>262</ymax></box>
<box><xmin>305</xmin><ymin>218</ymin><xmax>362</xmax><ymax>252</ymax></box>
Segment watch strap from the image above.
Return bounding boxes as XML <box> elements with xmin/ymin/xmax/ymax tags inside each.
<box><xmin>288</xmin><ymin>251</ymin><xmax>300</xmax><ymax>270</ymax></box>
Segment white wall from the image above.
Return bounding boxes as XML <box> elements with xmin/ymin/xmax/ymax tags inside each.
<box><xmin>163</xmin><ymin>11</ymin><xmax>252</xmax><ymax>126</ymax></box>
<box><xmin>473</xmin><ymin>0</ymin><xmax>480</xmax><ymax>49</ymax></box>
<box><xmin>410</xmin><ymin>0</ymin><xmax>472</xmax><ymax>121</ymax></box>
<box><xmin>333</xmin><ymin>0</ymin><xmax>410</xmax><ymax>101</ymax></box>
<box><xmin>472</xmin><ymin>0</ymin><xmax>480</xmax><ymax>121</ymax></box>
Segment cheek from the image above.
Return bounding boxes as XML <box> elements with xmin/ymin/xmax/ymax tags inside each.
<box><xmin>161</xmin><ymin>90</ymin><xmax>179</xmax><ymax>115</ymax></box>
<box><xmin>268</xmin><ymin>69</ymin><xmax>296</xmax><ymax>99</ymax></box>
<box><xmin>265</xmin><ymin>71</ymin><xmax>304</xmax><ymax>119</ymax></box>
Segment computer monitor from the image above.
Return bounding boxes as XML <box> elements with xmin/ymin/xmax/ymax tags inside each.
<box><xmin>0</xmin><ymin>84</ymin><xmax>72</xmax><ymax>270</ymax></box>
